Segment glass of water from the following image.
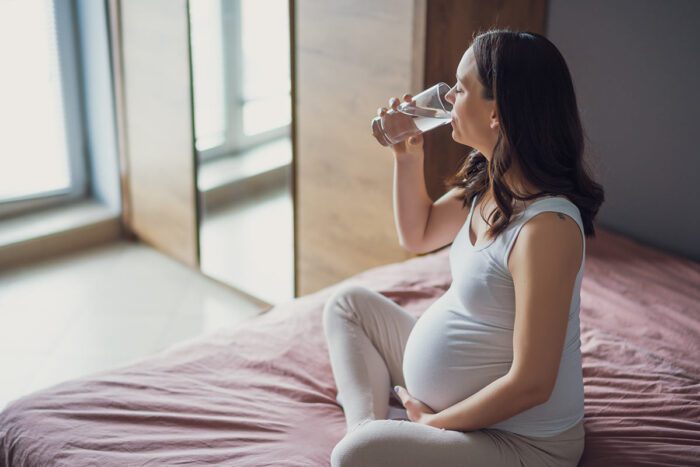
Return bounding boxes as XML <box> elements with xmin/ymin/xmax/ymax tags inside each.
<box><xmin>371</xmin><ymin>82</ymin><xmax>453</xmax><ymax>147</ymax></box>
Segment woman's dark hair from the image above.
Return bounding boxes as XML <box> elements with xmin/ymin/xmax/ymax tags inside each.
<box><xmin>444</xmin><ymin>28</ymin><xmax>605</xmax><ymax>239</ymax></box>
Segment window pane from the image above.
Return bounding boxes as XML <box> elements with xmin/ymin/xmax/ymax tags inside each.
<box><xmin>0</xmin><ymin>0</ymin><xmax>71</xmax><ymax>201</ymax></box>
<box><xmin>243</xmin><ymin>95</ymin><xmax>291</xmax><ymax>136</ymax></box>
<box><xmin>189</xmin><ymin>0</ymin><xmax>227</xmax><ymax>152</ymax></box>
<box><xmin>241</xmin><ymin>0</ymin><xmax>290</xmax><ymax>136</ymax></box>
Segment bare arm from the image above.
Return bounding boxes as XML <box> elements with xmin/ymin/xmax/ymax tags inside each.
<box><xmin>393</xmin><ymin>151</ymin><xmax>468</xmax><ymax>254</ymax></box>
<box><xmin>381</xmin><ymin>95</ymin><xmax>469</xmax><ymax>254</ymax></box>
<box><xmin>392</xmin><ymin>149</ymin><xmax>432</xmax><ymax>252</ymax></box>
<box><xmin>425</xmin><ymin>373</ymin><xmax>545</xmax><ymax>432</ymax></box>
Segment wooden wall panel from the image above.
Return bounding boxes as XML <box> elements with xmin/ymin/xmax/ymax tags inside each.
<box><xmin>294</xmin><ymin>0</ymin><xmax>425</xmax><ymax>295</ymax></box>
<box><xmin>118</xmin><ymin>0</ymin><xmax>199</xmax><ymax>268</ymax></box>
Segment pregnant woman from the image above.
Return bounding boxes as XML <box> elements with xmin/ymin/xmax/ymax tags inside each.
<box><xmin>323</xmin><ymin>29</ymin><xmax>605</xmax><ymax>466</ymax></box>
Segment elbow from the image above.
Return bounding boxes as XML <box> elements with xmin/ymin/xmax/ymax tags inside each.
<box><xmin>532</xmin><ymin>386</ymin><xmax>553</xmax><ymax>406</ymax></box>
<box><xmin>529</xmin><ymin>384</ymin><xmax>554</xmax><ymax>406</ymax></box>
<box><xmin>517</xmin><ymin>385</ymin><xmax>551</xmax><ymax>410</ymax></box>
<box><xmin>399</xmin><ymin>239</ymin><xmax>424</xmax><ymax>255</ymax></box>
<box><xmin>509</xmin><ymin>375</ymin><xmax>553</xmax><ymax>407</ymax></box>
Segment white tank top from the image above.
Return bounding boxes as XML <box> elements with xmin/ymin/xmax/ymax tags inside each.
<box><xmin>402</xmin><ymin>192</ymin><xmax>585</xmax><ymax>437</ymax></box>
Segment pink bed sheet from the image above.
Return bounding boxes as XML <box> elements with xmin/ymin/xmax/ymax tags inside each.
<box><xmin>576</xmin><ymin>228</ymin><xmax>700</xmax><ymax>466</ymax></box>
<box><xmin>1</xmin><ymin>226</ymin><xmax>698</xmax><ymax>466</ymax></box>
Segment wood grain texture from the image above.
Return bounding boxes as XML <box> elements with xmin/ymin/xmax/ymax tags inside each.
<box><xmin>294</xmin><ymin>0</ymin><xmax>423</xmax><ymax>295</ymax></box>
<box><xmin>119</xmin><ymin>0</ymin><xmax>199</xmax><ymax>268</ymax></box>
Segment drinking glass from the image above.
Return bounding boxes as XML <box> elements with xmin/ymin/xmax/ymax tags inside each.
<box><xmin>371</xmin><ymin>82</ymin><xmax>453</xmax><ymax>147</ymax></box>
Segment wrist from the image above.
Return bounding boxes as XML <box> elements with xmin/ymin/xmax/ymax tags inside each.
<box><xmin>393</xmin><ymin>150</ymin><xmax>424</xmax><ymax>163</ymax></box>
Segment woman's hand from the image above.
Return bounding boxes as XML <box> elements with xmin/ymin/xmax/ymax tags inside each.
<box><xmin>376</xmin><ymin>94</ymin><xmax>424</xmax><ymax>157</ymax></box>
<box><xmin>393</xmin><ymin>385</ymin><xmax>437</xmax><ymax>427</ymax></box>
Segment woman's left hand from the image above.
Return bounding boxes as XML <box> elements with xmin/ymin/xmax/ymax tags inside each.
<box><xmin>393</xmin><ymin>386</ymin><xmax>437</xmax><ymax>426</ymax></box>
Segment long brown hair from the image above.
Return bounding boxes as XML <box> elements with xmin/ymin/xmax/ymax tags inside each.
<box><xmin>445</xmin><ymin>29</ymin><xmax>605</xmax><ymax>239</ymax></box>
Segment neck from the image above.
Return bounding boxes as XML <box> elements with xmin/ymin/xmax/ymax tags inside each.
<box><xmin>483</xmin><ymin>161</ymin><xmax>540</xmax><ymax>204</ymax></box>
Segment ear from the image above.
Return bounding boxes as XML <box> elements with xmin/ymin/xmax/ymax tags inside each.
<box><xmin>489</xmin><ymin>108</ymin><xmax>500</xmax><ymax>130</ymax></box>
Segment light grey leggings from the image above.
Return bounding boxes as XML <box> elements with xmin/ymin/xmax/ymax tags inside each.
<box><xmin>322</xmin><ymin>284</ymin><xmax>585</xmax><ymax>467</ymax></box>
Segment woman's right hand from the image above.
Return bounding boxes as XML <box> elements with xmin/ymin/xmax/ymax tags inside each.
<box><xmin>377</xmin><ymin>94</ymin><xmax>424</xmax><ymax>158</ymax></box>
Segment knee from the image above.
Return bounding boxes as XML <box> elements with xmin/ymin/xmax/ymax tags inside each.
<box><xmin>322</xmin><ymin>283</ymin><xmax>373</xmax><ymax>325</ymax></box>
<box><xmin>330</xmin><ymin>421</ymin><xmax>387</xmax><ymax>467</ymax></box>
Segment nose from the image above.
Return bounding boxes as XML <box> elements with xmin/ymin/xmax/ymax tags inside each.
<box><xmin>445</xmin><ymin>87</ymin><xmax>455</xmax><ymax>104</ymax></box>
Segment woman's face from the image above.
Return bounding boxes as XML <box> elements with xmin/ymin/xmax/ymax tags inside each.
<box><xmin>445</xmin><ymin>47</ymin><xmax>500</xmax><ymax>160</ymax></box>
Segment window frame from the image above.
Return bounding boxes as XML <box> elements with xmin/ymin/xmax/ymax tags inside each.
<box><xmin>0</xmin><ymin>0</ymin><xmax>88</xmax><ymax>220</ymax></box>
<box><xmin>194</xmin><ymin>0</ymin><xmax>291</xmax><ymax>164</ymax></box>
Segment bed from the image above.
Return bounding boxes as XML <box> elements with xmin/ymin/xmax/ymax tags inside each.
<box><xmin>1</xmin><ymin>226</ymin><xmax>699</xmax><ymax>466</ymax></box>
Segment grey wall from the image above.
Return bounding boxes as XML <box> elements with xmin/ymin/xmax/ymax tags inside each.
<box><xmin>546</xmin><ymin>0</ymin><xmax>700</xmax><ymax>262</ymax></box>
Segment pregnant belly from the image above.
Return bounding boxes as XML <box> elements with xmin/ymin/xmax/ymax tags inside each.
<box><xmin>402</xmin><ymin>300</ymin><xmax>513</xmax><ymax>412</ymax></box>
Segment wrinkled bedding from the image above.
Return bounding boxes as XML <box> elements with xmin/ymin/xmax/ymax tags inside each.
<box><xmin>1</xmin><ymin>226</ymin><xmax>698</xmax><ymax>466</ymax></box>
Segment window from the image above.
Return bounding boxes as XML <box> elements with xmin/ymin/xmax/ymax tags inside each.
<box><xmin>0</xmin><ymin>0</ymin><xmax>87</xmax><ymax>218</ymax></box>
<box><xmin>188</xmin><ymin>0</ymin><xmax>227</xmax><ymax>152</ymax></box>
<box><xmin>189</xmin><ymin>0</ymin><xmax>291</xmax><ymax>161</ymax></box>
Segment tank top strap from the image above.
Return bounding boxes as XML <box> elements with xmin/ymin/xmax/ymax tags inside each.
<box><xmin>499</xmin><ymin>196</ymin><xmax>585</xmax><ymax>272</ymax></box>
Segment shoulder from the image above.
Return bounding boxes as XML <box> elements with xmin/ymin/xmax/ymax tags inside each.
<box><xmin>507</xmin><ymin>210</ymin><xmax>583</xmax><ymax>277</ymax></box>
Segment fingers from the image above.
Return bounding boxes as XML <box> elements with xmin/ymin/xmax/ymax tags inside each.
<box><xmin>394</xmin><ymin>385</ymin><xmax>408</xmax><ymax>405</ymax></box>
<box><xmin>378</xmin><ymin>94</ymin><xmax>410</xmax><ymax>117</ymax></box>
<box><xmin>407</xmin><ymin>132</ymin><xmax>424</xmax><ymax>146</ymax></box>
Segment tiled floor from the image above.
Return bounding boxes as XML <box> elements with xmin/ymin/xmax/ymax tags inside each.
<box><xmin>0</xmin><ymin>240</ymin><xmax>269</xmax><ymax>411</ymax></box>
<box><xmin>200</xmin><ymin>184</ymin><xmax>294</xmax><ymax>305</ymax></box>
